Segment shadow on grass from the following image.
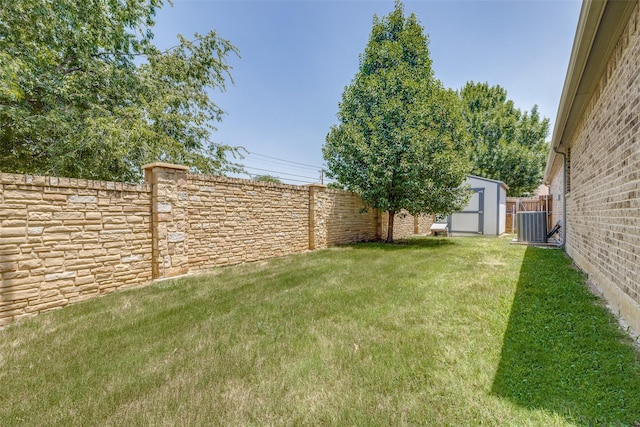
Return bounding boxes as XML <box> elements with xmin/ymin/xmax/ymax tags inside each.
<box><xmin>345</xmin><ymin>236</ymin><xmax>458</xmax><ymax>251</ymax></box>
<box><xmin>492</xmin><ymin>247</ymin><xmax>640</xmax><ymax>425</ymax></box>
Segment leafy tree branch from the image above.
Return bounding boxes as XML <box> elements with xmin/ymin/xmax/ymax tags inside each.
<box><xmin>0</xmin><ymin>0</ymin><xmax>243</xmax><ymax>182</ymax></box>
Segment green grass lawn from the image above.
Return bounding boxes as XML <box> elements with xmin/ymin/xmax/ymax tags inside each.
<box><xmin>1</xmin><ymin>237</ymin><xmax>640</xmax><ymax>426</ymax></box>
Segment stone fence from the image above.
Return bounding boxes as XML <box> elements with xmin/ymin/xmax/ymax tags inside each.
<box><xmin>0</xmin><ymin>163</ymin><xmax>433</xmax><ymax>326</ymax></box>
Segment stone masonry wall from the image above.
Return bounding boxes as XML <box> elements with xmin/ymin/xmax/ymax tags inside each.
<box><xmin>314</xmin><ymin>188</ymin><xmax>380</xmax><ymax>248</ymax></box>
<box><xmin>416</xmin><ymin>214</ymin><xmax>435</xmax><ymax>235</ymax></box>
<box><xmin>186</xmin><ymin>174</ymin><xmax>310</xmax><ymax>270</ymax></box>
<box><xmin>0</xmin><ymin>173</ymin><xmax>152</xmax><ymax>327</ymax></box>
<box><xmin>1</xmin><ymin>163</ymin><xmax>436</xmax><ymax>327</ymax></box>
<box><xmin>564</xmin><ymin>2</ymin><xmax>640</xmax><ymax>330</ymax></box>
<box><xmin>379</xmin><ymin>211</ymin><xmax>434</xmax><ymax>240</ymax></box>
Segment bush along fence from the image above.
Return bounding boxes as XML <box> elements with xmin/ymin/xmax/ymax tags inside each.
<box><xmin>0</xmin><ymin>163</ymin><xmax>433</xmax><ymax>327</ymax></box>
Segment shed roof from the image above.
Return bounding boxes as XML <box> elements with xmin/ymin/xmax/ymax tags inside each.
<box><xmin>466</xmin><ymin>174</ymin><xmax>509</xmax><ymax>191</ymax></box>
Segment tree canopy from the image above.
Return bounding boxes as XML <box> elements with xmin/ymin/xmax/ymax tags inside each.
<box><xmin>253</xmin><ymin>175</ymin><xmax>281</xmax><ymax>184</ymax></box>
<box><xmin>323</xmin><ymin>2</ymin><xmax>471</xmax><ymax>242</ymax></box>
<box><xmin>0</xmin><ymin>0</ymin><xmax>242</xmax><ymax>182</ymax></box>
<box><xmin>460</xmin><ymin>82</ymin><xmax>550</xmax><ymax>196</ymax></box>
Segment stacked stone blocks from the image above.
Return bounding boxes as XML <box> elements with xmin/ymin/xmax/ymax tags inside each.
<box><xmin>0</xmin><ymin>173</ymin><xmax>152</xmax><ymax>326</ymax></box>
<box><xmin>1</xmin><ymin>164</ymin><xmax>432</xmax><ymax>327</ymax></box>
<box><xmin>314</xmin><ymin>188</ymin><xmax>380</xmax><ymax>247</ymax></box>
<box><xmin>185</xmin><ymin>173</ymin><xmax>310</xmax><ymax>270</ymax></box>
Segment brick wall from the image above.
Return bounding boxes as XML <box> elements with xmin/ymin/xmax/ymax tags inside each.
<box><xmin>548</xmin><ymin>170</ymin><xmax>564</xmax><ymax>228</ymax></box>
<box><xmin>1</xmin><ymin>164</ymin><xmax>435</xmax><ymax>326</ymax></box>
<box><xmin>556</xmin><ymin>2</ymin><xmax>640</xmax><ymax>331</ymax></box>
<box><xmin>186</xmin><ymin>174</ymin><xmax>310</xmax><ymax>270</ymax></box>
<box><xmin>0</xmin><ymin>173</ymin><xmax>152</xmax><ymax>326</ymax></box>
<box><xmin>414</xmin><ymin>213</ymin><xmax>435</xmax><ymax>236</ymax></box>
<box><xmin>379</xmin><ymin>211</ymin><xmax>434</xmax><ymax>240</ymax></box>
<box><xmin>314</xmin><ymin>188</ymin><xmax>380</xmax><ymax>247</ymax></box>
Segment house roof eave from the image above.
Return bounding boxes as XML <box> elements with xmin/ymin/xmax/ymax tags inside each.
<box><xmin>544</xmin><ymin>0</ymin><xmax>636</xmax><ymax>184</ymax></box>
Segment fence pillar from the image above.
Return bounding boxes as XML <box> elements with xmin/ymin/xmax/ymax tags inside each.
<box><xmin>143</xmin><ymin>162</ymin><xmax>190</xmax><ymax>279</ymax></box>
<box><xmin>308</xmin><ymin>184</ymin><xmax>326</xmax><ymax>250</ymax></box>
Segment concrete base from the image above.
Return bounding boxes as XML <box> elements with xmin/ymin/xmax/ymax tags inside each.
<box><xmin>568</xmin><ymin>247</ymin><xmax>640</xmax><ymax>345</ymax></box>
<box><xmin>510</xmin><ymin>238</ymin><xmax>560</xmax><ymax>248</ymax></box>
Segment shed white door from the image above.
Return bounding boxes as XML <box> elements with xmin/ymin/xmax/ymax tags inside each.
<box><xmin>449</xmin><ymin>188</ymin><xmax>484</xmax><ymax>234</ymax></box>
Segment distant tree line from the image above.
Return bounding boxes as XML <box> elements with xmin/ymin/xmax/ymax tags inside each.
<box><xmin>460</xmin><ymin>82</ymin><xmax>549</xmax><ymax>197</ymax></box>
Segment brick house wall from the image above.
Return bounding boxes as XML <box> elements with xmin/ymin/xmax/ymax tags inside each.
<box><xmin>545</xmin><ymin>1</ymin><xmax>640</xmax><ymax>335</ymax></box>
<box><xmin>548</xmin><ymin>169</ymin><xmax>564</xmax><ymax>228</ymax></box>
<box><xmin>566</xmin><ymin>2</ymin><xmax>640</xmax><ymax>312</ymax></box>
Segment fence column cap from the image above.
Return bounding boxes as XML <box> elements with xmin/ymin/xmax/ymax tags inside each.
<box><xmin>142</xmin><ymin>162</ymin><xmax>190</xmax><ymax>172</ymax></box>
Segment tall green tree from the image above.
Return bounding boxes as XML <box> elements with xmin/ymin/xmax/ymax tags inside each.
<box><xmin>323</xmin><ymin>2</ymin><xmax>470</xmax><ymax>242</ymax></box>
<box><xmin>0</xmin><ymin>0</ymin><xmax>242</xmax><ymax>182</ymax></box>
<box><xmin>461</xmin><ymin>82</ymin><xmax>550</xmax><ymax>196</ymax></box>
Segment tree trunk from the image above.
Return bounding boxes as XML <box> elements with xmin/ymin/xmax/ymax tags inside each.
<box><xmin>386</xmin><ymin>210</ymin><xmax>395</xmax><ymax>243</ymax></box>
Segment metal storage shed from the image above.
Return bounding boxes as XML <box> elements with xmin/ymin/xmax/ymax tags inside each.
<box><xmin>447</xmin><ymin>175</ymin><xmax>508</xmax><ymax>236</ymax></box>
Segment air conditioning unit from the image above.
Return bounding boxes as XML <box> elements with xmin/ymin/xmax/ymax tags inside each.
<box><xmin>517</xmin><ymin>212</ymin><xmax>547</xmax><ymax>243</ymax></box>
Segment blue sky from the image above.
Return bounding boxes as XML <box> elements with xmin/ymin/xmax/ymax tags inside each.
<box><xmin>153</xmin><ymin>0</ymin><xmax>582</xmax><ymax>184</ymax></box>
